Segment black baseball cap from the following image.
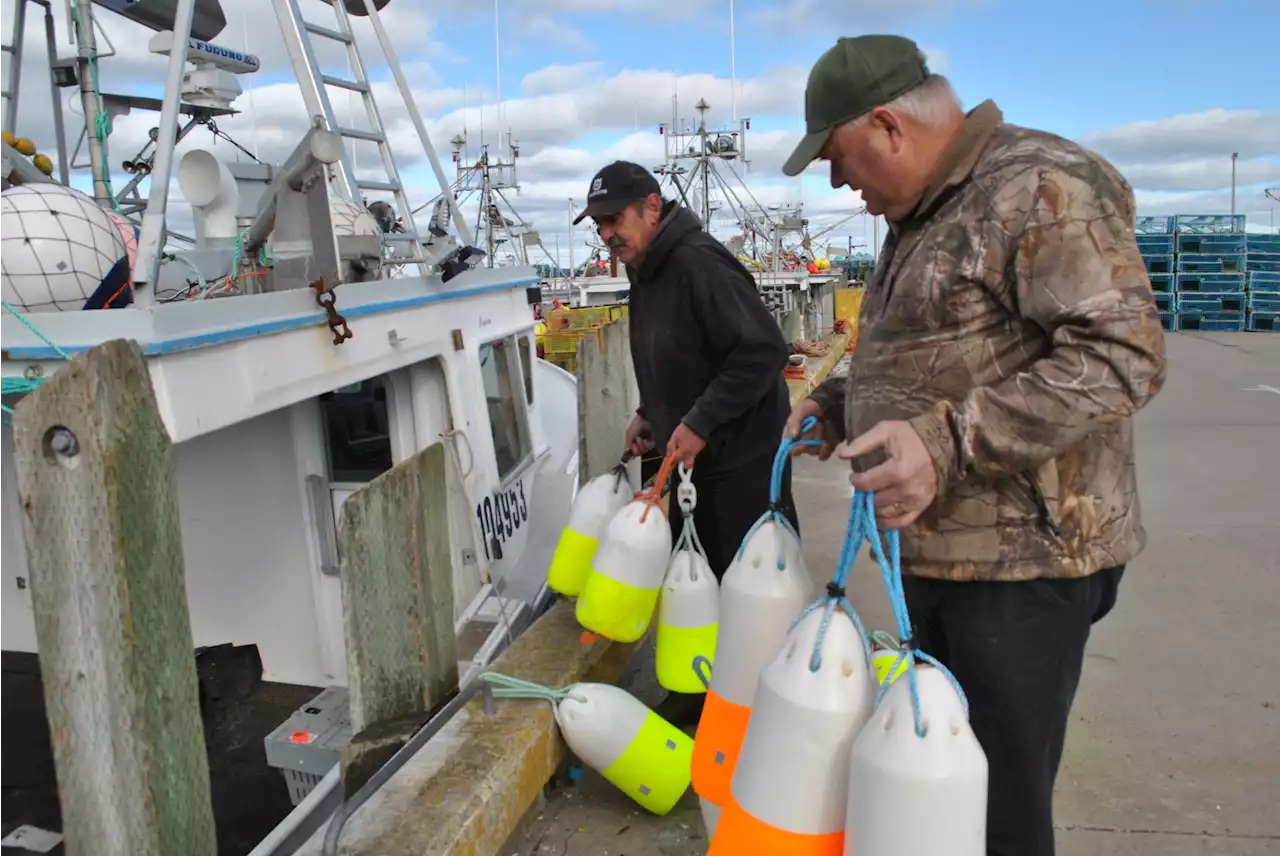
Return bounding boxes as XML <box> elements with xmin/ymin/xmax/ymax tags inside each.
<box><xmin>573</xmin><ymin>161</ymin><xmax>662</xmax><ymax>225</ymax></box>
<box><xmin>782</xmin><ymin>35</ymin><xmax>931</xmax><ymax>176</ymax></box>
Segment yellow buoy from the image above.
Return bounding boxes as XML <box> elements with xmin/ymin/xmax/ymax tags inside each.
<box><xmin>654</xmin><ymin>464</ymin><xmax>719</xmax><ymax>693</ymax></box>
<box><xmin>1</xmin><ymin>130</ymin><xmax>15</xmax><ymax>147</ymax></box>
<box><xmin>547</xmin><ymin>463</ymin><xmax>633</xmax><ymax>597</ymax></box>
<box><xmin>14</xmin><ymin>137</ymin><xmax>36</xmax><ymax>156</ymax></box>
<box><xmin>575</xmin><ymin>457</ymin><xmax>677</xmax><ymax>642</ymax></box>
<box><xmin>557</xmin><ymin>682</ymin><xmax>694</xmax><ymax>815</ymax></box>
<box><xmin>32</xmin><ymin>153</ymin><xmax>53</xmax><ymax>176</ymax></box>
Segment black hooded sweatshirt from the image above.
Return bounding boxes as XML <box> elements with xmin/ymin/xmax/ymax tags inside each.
<box><xmin>626</xmin><ymin>201</ymin><xmax>790</xmax><ymax>475</ymax></box>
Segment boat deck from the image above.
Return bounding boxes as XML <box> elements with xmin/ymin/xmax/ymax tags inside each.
<box><xmin>502</xmin><ymin>330</ymin><xmax>1280</xmax><ymax>856</ymax></box>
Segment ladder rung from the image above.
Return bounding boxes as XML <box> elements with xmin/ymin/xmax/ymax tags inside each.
<box><xmin>338</xmin><ymin>126</ymin><xmax>385</xmax><ymax>143</ymax></box>
<box><xmin>357</xmin><ymin>178</ymin><xmax>400</xmax><ymax>192</ymax></box>
<box><xmin>321</xmin><ymin>74</ymin><xmax>368</xmax><ymax>93</ymax></box>
<box><xmin>1</xmin><ymin>45</ymin><xmax>16</xmax><ymax>54</ymax></box>
<box><xmin>303</xmin><ymin>21</ymin><xmax>352</xmax><ymax>44</ymax></box>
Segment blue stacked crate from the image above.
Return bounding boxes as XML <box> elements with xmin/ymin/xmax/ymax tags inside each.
<box><xmin>1245</xmin><ymin>233</ymin><xmax>1280</xmax><ymax>332</ymax></box>
<box><xmin>1172</xmin><ymin>215</ymin><xmax>1247</xmax><ymax>331</ymax></box>
<box><xmin>1136</xmin><ymin>217</ymin><xmax>1177</xmax><ymax>330</ymax></box>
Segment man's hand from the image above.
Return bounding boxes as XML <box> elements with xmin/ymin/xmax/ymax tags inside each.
<box><xmin>783</xmin><ymin>398</ymin><xmax>839</xmax><ymax>461</ymax></box>
<box><xmin>625</xmin><ymin>413</ymin><xmax>653</xmax><ymax>457</ymax></box>
<box><xmin>840</xmin><ymin>420</ymin><xmax>939</xmax><ymax>529</ymax></box>
<box><xmin>667</xmin><ymin>423</ymin><xmax>706</xmax><ymax>467</ymax></box>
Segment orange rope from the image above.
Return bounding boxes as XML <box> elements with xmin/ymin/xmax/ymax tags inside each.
<box><xmin>637</xmin><ymin>453</ymin><xmax>679</xmax><ymax>523</ymax></box>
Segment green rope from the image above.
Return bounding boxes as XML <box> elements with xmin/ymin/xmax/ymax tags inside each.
<box><xmin>2</xmin><ymin>299</ymin><xmax>72</xmax><ymax>360</ymax></box>
<box><xmin>1</xmin><ymin>300</ymin><xmax>73</xmax><ymax>421</ymax></box>
<box><xmin>869</xmin><ymin>630</ymin><xmax>901</xmax><ymax>651</ymax></box>
<box><xmin>476</xmin><ymin>672</ymin><xmax>584</xmax><ymax>706</ymax></box>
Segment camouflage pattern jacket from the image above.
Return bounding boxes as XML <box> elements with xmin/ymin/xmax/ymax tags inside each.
<box><xmin>810</xmin><ymin>100</ymin><xmax>1167</xmax><ymax>582</ymax></box>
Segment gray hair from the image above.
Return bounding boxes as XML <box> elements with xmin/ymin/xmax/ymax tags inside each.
<box><xmin>844</xmin><ymin>75</ymin><xmax>963</xmax><ymax>130</ymax></box>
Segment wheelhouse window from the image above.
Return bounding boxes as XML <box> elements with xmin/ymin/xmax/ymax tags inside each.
<box><xmin>320</xmin><ymin>377</ymin><xmax>393</xmax><ymax>483</ymax></box>
<box><xmin>518</xmin><ymin>334</ymin><xmax>534</xmax><ymax>405</ymax></box>
<box><xmin>479</xmin><ymin>336</ymin><xmax>532</xmax><ymax>482</ymax></box>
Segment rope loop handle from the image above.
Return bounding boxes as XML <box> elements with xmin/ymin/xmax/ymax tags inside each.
<box><xmin>790</xmin><ymin>489</ymin><xmax>873</xmax><ymax>673</ymax></box>
<box><xmin>613</xmin><ymin>450</ymin><xmax>635</xmax><ymax>493</ymax></box>
<box><xmin>636</xmin><ymin>453</ymin><xmax>679</xmax><ymax>523</ymax></box>
<box><xmin>849</xmin><ymin>490</ymin><xmax>971</xmax><ymax>737</ymax></box>
<box><xmin>736</xmin><ymin>416</ymin><xmax>822</xmax><ymax>570</ymax></box>
<box><xmin>476</xmin><ymin>671</ymin><xmax>585</xmax><ymax>709</ymax></box>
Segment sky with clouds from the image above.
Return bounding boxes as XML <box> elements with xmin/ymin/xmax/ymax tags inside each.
<box><xmin>3</xmin><ymin>0</ymin><xmax>1278</xmax><ymax>267</ymax></box>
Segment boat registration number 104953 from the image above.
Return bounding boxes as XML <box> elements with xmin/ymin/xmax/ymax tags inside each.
<box><xmin>475</xmin><ymin>481</ymin><xmax>529</xmax><ymax>561</ymax></box>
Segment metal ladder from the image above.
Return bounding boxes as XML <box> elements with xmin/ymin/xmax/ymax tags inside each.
<box><xmin>272</xmin><ymin>0</ymin><xmax>428</xmax><ymax>274</ymax></box>
<box><xmin>1</xmin><ymin>0</ymin><xmax>29</xmax><ymax>134</ymax></box>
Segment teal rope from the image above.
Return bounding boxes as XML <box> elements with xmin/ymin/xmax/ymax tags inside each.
<box><xmin>476</xmin><ymin>672</ymin><xmax>585</xmax><ymax>707</ymax></box>
<box><xmin>2</xmin><ymin>299</ymin><xmax>72</xmax><ymax>360</ymax></box>
<box><xmin>1</xmin><ymin>299</ymin><xmax>74</xmax><ymax>421</ymax></box>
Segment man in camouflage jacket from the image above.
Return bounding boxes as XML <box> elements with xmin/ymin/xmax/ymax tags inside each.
<box><xmin>783</xmin><ymin>36</ymin><xmax>1166</xmax><ymax>856</ymax></box>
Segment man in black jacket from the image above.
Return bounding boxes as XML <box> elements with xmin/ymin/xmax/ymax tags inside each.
<box><xmin>573</xmin><ymin>160</ymin><xmax>797</xmax><ymax>583</ymax></box>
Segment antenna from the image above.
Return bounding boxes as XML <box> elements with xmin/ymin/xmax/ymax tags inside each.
<box><xmin>729</xmin><ymin>0</ymin><xmax>737</xmax><ymax>122</ymax></box>
<box><xmin>494</xmin><ymin>0</ymin><xmax>502</xmax><ymax>131</ymax></box>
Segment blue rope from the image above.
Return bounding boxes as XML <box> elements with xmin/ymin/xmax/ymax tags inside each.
<box><xmin>791</xmin><ymin>486</ymin><xmax>874</xmax><ymax>673</ymax></box>
<box><xmin>852</xmin><ymin>490</ymin><xmax>971</xmax><ymax>737</ymax></box>
<box><xmin>735</xmin><ymin>415</ymin><xmax>822</xmax><ymax>570</ymax></box>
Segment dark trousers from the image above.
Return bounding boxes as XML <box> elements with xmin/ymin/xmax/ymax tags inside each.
<box><xmin>644</xmin><ymin>449</ymin><xmax>798</xmax><ymax>580</ymax></box>
<box><xmin>902</xmin><ymin>566</ymin><xmax>1125</xmax><ymax>856</ymax></box>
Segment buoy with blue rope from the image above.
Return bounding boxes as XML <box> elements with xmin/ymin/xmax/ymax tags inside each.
<box><xmin>845</xmin><ymin>489</ymin><xmax>988</xmax><ymax>856</ymax></box>
<box><xmin>691</xmin><ymin>421</ymin><xmax>821</xmax><ymax>833</ymax></box>
<box><xmin>708</xmin><ymin>489</ymin><xmax>878</xmax><ymax>856</ymax></box>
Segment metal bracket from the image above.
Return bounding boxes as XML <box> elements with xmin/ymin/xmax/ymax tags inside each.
<box><xmin>676</xmin><ymin>462</ymin><xmax>696</xmax><ymax>516</ymax></box>
<box><xmin>312</xmin><ymin>280</ymin><xmax>352</xmax><ymax>345</ymax></box>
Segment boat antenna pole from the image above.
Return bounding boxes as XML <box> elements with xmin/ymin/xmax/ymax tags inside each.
<box><xmin>729</xmin><ymin>0</ymin><xmax>737</xmax><ymax>123</ymax></box>
<box><xmin>132</xmin><ymin>0</ymin><xmax>196</xmax><ymax>308</ymax></box>
<box><xmin>70</xmin><ymin>0</ymin><xmax>111</xmax><ymax>204</ymax></box>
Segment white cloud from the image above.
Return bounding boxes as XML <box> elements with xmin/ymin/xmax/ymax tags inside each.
<box><xmin>521</xmin><ymin>63</ymin><xmax>603</xmax><ymax>97</ymax></box>
<box><xmin>1072</xmin><ymin>109</ymin><xmax>1280</xmax><ymax>230</ymax></box>
<box><xmin>749</xmin><ymin>0</ymin><xmax>984</xmax><ymax>36</ymax></box>
<box><xmin>1079</xmin><ymin>109</ymin><xmax>1280</xmax><ymax>164</ymax></box>
<box><xmin>7</xmin><ymin>2</ymin><xmax>1276</xmax><ymax>272</ymax></box>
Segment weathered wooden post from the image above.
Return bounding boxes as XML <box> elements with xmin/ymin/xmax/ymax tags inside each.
<box><xmin>576</xmin><ymin>318</ymin><xmax>639</xmax><ymax>485</ymax></box>
<box><xmin>11</xmin><ymin>339</ymin><xmax>216</xmax><ymax>856</ymax></box>
<box><xmin>337</xmin><ymin>441</ymin><xmax>458</xmax><ymax>794</ymax></box>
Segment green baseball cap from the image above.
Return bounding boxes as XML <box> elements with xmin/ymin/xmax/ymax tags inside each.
<box><xmin>782</xmin><ymin>35</ymin><xmax>930</xmax><ymax>176</ymax></box>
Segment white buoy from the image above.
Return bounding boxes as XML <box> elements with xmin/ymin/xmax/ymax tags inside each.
<box><xmin>655</xmin><ymin>547</ymin><xmax>718</xmax><ymax>693</ymax></box>
<box><xmin>576</xmin><ymin>497</ymin><xmax>672</xmax><ymax>642</ymax></box>
<box><xmin>548</xmin><ymin>466</ymin><xmax>632</xmax><ymax>597</ymax></box>
<box><xmin>556</xmin><ymin>682</ymin><xmax>694</xmax><ymax>816</ymax></box>
<box><xmin>709</xmin><ymin>604</ymin><xmax>875</xmax><ymax>855</ymax></box>
<box><xmin>846</xmin><ymin>664</ymin><xmax>988</xmax><ymax>856</ymax></box>
<box><xmin>691</xmin><ymin>517</ymin><xmax>816</xmax><ymax>826</ymax></box>
<box><xmin>656</xmin><ymin>464</ymin><xmax>719</xmax><ymax>693</ymax></box>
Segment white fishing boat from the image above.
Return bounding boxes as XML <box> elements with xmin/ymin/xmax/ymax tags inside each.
<box><xmin>2</xmin><ymin>0</ymin><xmax>578</xmax><ymax>848</ymax></box>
